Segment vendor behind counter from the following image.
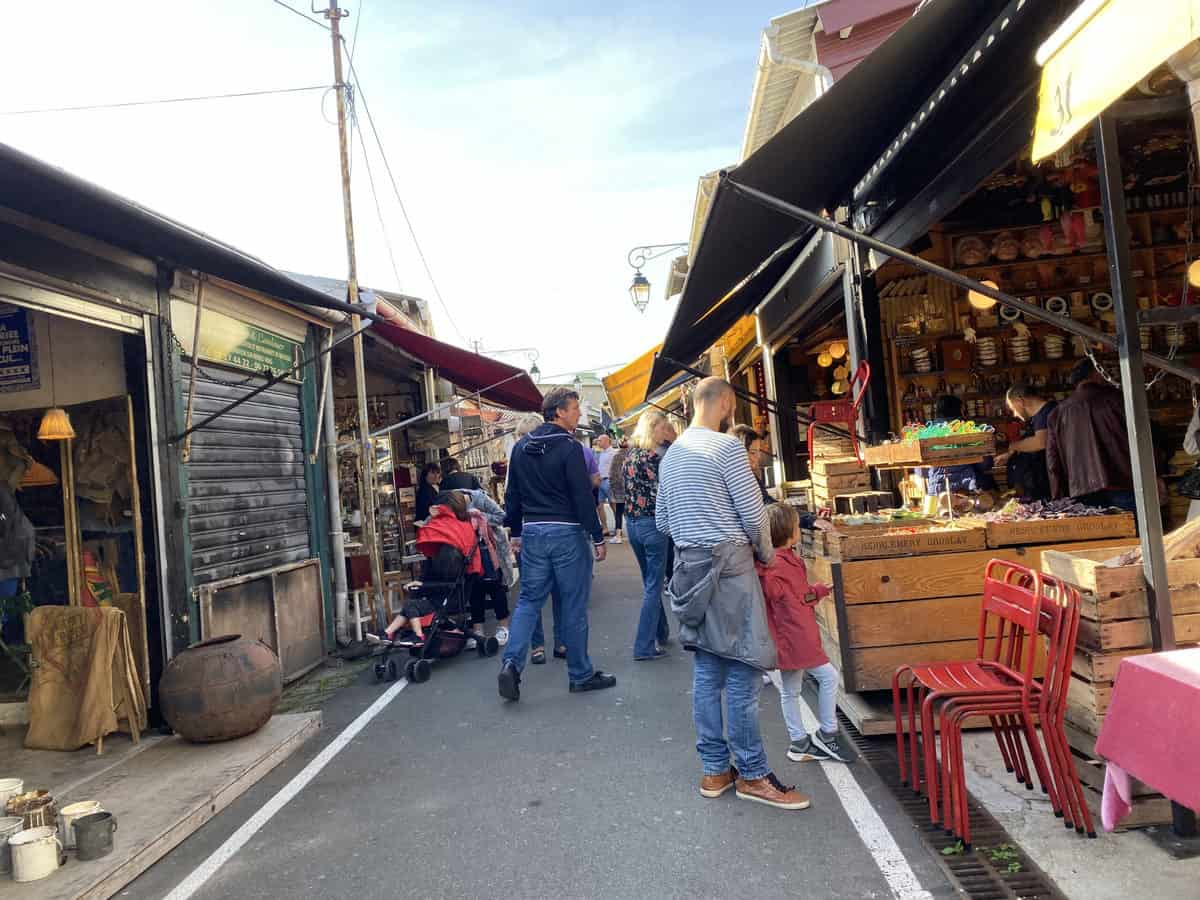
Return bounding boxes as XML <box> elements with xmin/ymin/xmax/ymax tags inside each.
<box><xmin>998</xmin><ymin>383</ymin><xmax>1056</xmax><ymax>502</ymax></box>
<box><xmin>921</xmin><ymin>395</ymin><xmax>996</xmax><ymax>496</ymax></box>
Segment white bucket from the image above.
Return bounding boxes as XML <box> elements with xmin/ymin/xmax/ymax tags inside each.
<box><xmin>0</xmin><ymin>816</ymin><xmax>24</xmax><ymax>875</ymax></box>
<box><xmin>0</xmin><ymin>778</ymin><xmax>22</xmax><ymax>812</ymax></box>
<box><xmin>8</xmin><ymin>826</ymin><xmax>63</xmax><ymax>883</ymax></box>
<box><xmin>59</xmin><ymin>800</ymin><xmax>103</xmax><ymax>849</ymax></box>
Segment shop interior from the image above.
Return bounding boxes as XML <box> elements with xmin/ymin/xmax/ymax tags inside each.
<box><xmin>0</xmin><ymin>304</ymin><xmax>158</xmax><ymax>706</ymax></box>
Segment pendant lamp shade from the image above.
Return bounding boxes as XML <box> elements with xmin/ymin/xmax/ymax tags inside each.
<box><xmin>38</xmin><ymin>407</ymin><xmax>76</xmax><ymax>441</ymax></box>
<box><xmin>19</xmin><ymin>459</ymin><xmax>58</xmax><ymax>488</ymax></box>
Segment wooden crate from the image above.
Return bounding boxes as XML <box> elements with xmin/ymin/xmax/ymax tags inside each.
<box><xmin>812</xmin><ymin>470</ymin><xmax>871</xmax><ymax>493</ymax></box>
<box><xmin>983</xmin><ymin>513</ymin><xmax>1136</xmax><ymax>549</ymax></box>
<box><xmin>1064</xmin><ymin>721</ymin><xmax>1173</xmax><ymax>829</ymax></box>
<box><xmin>865</xmin><ymin>433</ymin><xmax>996</xmax><ymax>468</ymax></box>
<box><xmin>811</xmin><ymin>457</ymin><xmax>865</xmax><ymax>476</ymax></box>
<box><xmin>812</xmin><ymin>540</ymin><xmax>1118</xmax><ymax>693</ymax></box>
<box><xmin>1041</xmin><ymin>543</ymin><xmax>1200</xmax><ymax>595</ymax></box>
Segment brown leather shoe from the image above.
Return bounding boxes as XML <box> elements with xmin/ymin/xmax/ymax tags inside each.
<box><xmin>735</xmin><ymin>773</ymin><xmax>811</xmax><ymax>810</ymax></box>
<box><xmin>699</xmin><ymin>766</ymin><xmax>739</xmax><ymax>798</ymax></box>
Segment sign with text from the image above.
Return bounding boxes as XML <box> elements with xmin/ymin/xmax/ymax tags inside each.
<box><xmin>0</xmin><ymin>303</ymin><xmax>39</xmax><ymax>393</ymax></box>
<box><xmin>171</xmin><ymin>299</ymin><xmax>300</xmax><ymax>378</ymax></box>
<box><xmin>1033</xmin><ymin>0</ymin><xmax>1200</xmax><ymax>161</ymax></box>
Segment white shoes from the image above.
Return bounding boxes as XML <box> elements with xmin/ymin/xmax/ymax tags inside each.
<box><xmin>495</xmin><ymin>626</ymin><xmax>510</xmax><ymax>646</ymax></box>
<box><xmin>608</xmin><ymin>535</ymin><xmax>623</xmax><ymax>544</ymax></box>
<box><xmin>465</xmin><ymin>638</ymin><xmax>478</xmax><ymax>651</ymax></box>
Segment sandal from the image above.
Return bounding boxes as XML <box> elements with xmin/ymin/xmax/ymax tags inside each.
<box><xmin>531</xmin><ymin>647</ymin><xmax>547</xmax><ymax>665</ymax></box>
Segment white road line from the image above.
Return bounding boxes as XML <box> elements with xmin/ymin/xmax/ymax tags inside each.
<box><xmin>164</xmin><ymin>678</ymin><xmax>410</xmax><ymax>900</ymax></box>
<box><xmin>768</xmin><ymin>672</ymin><xmax>933</xmax><ymax>900</ymax></box>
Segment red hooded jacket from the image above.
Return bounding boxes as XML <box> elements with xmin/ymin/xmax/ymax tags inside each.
<box><xmin>416</xmin><ymin>507</ymin><xmax>483</xmax><ymax>576</ymax></box>
<box><xmin>756</xmin><ymin>548</ymin><xmax>831</xmax><ymax>671</ymax></box>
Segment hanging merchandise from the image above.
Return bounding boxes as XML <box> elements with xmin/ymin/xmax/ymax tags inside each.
<box><xmin>71</xmin><ymin>404</ymin><xmax>131</xmax><ymax>510</ymax></box>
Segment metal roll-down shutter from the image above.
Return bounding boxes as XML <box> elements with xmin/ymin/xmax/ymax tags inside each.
<box><xmin>185</xmin><ymin>364</ymin><xmax>311</xmax><ymax>586</ymax></box>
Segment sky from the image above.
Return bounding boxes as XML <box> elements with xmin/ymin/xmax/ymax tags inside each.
<box><xmin>1</xmin><ymin>0</ymin><xmax>794</xmax><ymax>381</ymax></box>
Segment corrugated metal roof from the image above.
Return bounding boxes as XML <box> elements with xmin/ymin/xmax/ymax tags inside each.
<box><xmin>740</xmin><ymin>4</ymin><xmax>828</xmax><ymax>161</ymax></box>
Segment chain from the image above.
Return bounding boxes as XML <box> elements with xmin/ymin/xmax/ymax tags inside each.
<box><xmin>167</xmin><ymin>320</ymin><xmax>271</xmax><ymax>387</ymax></box>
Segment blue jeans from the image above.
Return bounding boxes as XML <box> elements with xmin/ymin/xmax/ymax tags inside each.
<box><xmin>627</xmin><ymin>516</ymin><xmax>668</xmax><ymax>658</ymax></box>
<box><xmin>778</xmin><ymin>663</ymin><xmax>838</xmax><ymax>741</ymax></box>
<box><xmin>693</xmin><ymin>649</ymin><xmax>769</xmax><ymax>780</ymax></box>
<box><xmin>531</xmin><ymin>591</ymin><xmax>562</xmax><ymax>649</ymax></box>
<box><xmin>503</xmin><ymin>524</ymin><xmax>595</xmax><ymax>685</ymax></box>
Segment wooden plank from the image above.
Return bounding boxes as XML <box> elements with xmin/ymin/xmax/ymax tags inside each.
<box><xmin>846</xmin><ymin>639</ymin><xmax>981</xmax><ymax>692</ymax></box>
<box><xmin>1067</xmin><ymin>672</ymin><xmax>1113</xmax><ymax>717</ymax></box>
<box><xmin>984</xmin><ymin>513</ymin><xmax>1135</xmax><ymax>549</ymax></box>
<box><xmin>844</xmin><ymin>594</ymin><xmax>984</xmax><ymax>648</ymax></box>
<box><xmin>812</xmin><ymin>471</ymin><xmax>871</xmax><ymax>491</ymax></box>
<box><xmin>815</xmin><ymin>596</ymin><xmax>840</xmax><ymax>645</ymax></box>
<box><xmin>1042</xmin><ymin>544</ymin><xmax>1200</xmax><ymax>595</ymax></box>
<box><xmin>1081</xmin><ymin>783</ymin><xmax>1173</xmax><ymax>830</ymax></box>
<box><xmin>1065</xmin><ymin>694</ymin><xmax>1102</xmax><ymax>735</ymax></box>
<box><xmin>1071</xmin><ymin>747</ymin><xmax>1158</xmax><ymax>797</ymax></box>
<box><xmin>812</xmin><ymin>458</ymin><xmax>865</xmax><ymax>476</ymax></box>
<box><xmin>826</xmin><ymin>525</ymin><xmax>986</xmax><ymax>562</ymax></box>
<box><xmin>1072</xmin><ymin>647</ymin><xmax>1152</xmax><ymax>683</ymax></box>
<box><xmin>1077</xmin><ymin>612</ymin><xmax>1200</xmax><ymax>651</ymax></box>
<box><xmin>1080</xmin><ymin>584</ymin><xmax>1200</xmax><ymax>620</ymax></box>
<box><xmin>835</xmin><ymin>689</ymin><xmax>991</xmax><ymax>736</ymax></box>
<box><xmin>839</xmin><ymin>541</ymin><xmax>1112</xmax><ymax>603</ymax></box>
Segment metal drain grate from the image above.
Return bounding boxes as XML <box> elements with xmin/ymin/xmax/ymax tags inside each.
<box><xmin>841</xmin><ymin>712</ymin><xmax>1067</xmax><ymax>900</ymax></box>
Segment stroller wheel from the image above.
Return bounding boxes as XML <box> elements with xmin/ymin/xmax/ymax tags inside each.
<box><xmin>412</xmin><ymin>659</ymin><xmax>432</xmax><ymax>683</ymax></box>
<box><xmin>403</xmin><ymin>659</ymin><xmax>418</xmax><ymax>682</ymax></box>
<box><xmin>386</xmin><ymin>659</ymin><xmax>399</xmax><ymax>682</ymax></box>
<box><xmin>374</xmin><ymin>662</ymin><xmax>387</xmax><ymax>682</ymax></box>
<box><xmin>484</xmin><ymin>636</ymin><xmax>500</xmax><ymax>657</ymax></box>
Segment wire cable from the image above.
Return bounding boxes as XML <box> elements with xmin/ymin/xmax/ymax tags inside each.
<box><xmin>351</xmin><ymin>108</ymin><xmax>404</xmax><ymax>295</ymax></box>
<box><xmin>270</xmin><ymin>0</ymin><xmax>330</xmax><ymax>31</ymax></box>
<box><xmin>0</xmin><ymin>85</ymin><xmax>331</xmax><ymax>116</ymax></box>
<box><xmin>342</xmin><ymin>47</ymin><xmax>468</xmax><ymax>344</ymax></box>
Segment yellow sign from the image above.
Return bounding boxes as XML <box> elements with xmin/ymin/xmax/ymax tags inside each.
<box><xmin>720</xmin><ymin>315</ymin><xmax>758</xmax><ymax>363</ymax></box>
<box><xmin>1033</xmin><ymin>0</ymin><xmax>1200</xmax><ymax>161</ymax></box>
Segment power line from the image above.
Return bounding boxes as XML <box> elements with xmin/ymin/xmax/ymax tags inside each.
<box><xmin>351</xmin><ymin>109</ymin><xmax>404</xmax><ymax>296</ymax></box>
<box><xmin>270</xmin><ymin>0</ymin><xmax>329</xmax><ymax>31</ymax></box>
<box><xmin>0</xmin><ymin>85</ymin><xmax>331</xmax><ymax>116</ymax></box>
<box><xmin>342</xmin><ymin>46</ymin><xmax>468</xmax><ymax>344</ymax></box>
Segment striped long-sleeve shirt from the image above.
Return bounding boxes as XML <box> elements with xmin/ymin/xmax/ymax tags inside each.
<box><xmin>656</xmin><ymin>425</ymin><xmax>771</xmax><ymax>558</ymax></box>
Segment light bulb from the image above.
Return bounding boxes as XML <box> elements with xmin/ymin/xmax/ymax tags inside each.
<box><xmin>968</xmin><ymin>280</ymin><xmax>999</xmax><ymax>310</ymax></box>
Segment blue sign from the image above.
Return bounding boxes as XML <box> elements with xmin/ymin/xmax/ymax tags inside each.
<box><xmin>0</xmin><ymin>304</ymin><xmax>39</xmax><ymax>394</ymax></box>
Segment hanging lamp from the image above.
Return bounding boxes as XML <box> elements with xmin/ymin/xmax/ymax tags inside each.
<box><xmin>37</xmin><ymin>315</ymin><xmax>75</xmax><ymax>441</ymax></box>
<box><xmin>19</xmin><ymin>459</ymin><xmax>58</xmax><ymax>488</ymax></box>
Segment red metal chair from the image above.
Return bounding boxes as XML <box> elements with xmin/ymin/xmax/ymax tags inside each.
<box><xmin>891</xmin><ymin>560</ymin><xmax>1045</xmax><ymax>824</ymax></box>
<box><xmin>937</xmin><ymin>575</ymin><xmax>1094</xmax><ymax>846</ymax></box>
<box><xmin>807</xmin><ymin>360</ymin><xmax>870</xmax><ymax>464</ymax></box>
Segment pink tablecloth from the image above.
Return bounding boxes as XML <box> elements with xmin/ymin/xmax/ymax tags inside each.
<box><xmin>1095</xmin><ymin>647</ymin><xmax>1200</xmax><ymax>828</ymax></box>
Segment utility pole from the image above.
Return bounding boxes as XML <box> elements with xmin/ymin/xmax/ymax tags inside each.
<box><xmin>326</xmin><ymin>0</ymin><xmax>385</xmax><ymax>628</ymax></box>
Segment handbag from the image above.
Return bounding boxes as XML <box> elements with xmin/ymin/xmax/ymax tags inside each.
<box><xmin>1177</xmin><ymin>463</ymin><xmax>1200</xmax><ymax>500</ymax></box>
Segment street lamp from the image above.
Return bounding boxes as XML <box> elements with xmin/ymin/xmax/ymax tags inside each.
<box><xmin>626</xmin><ymin>242</ymin><xmax>688</xmax><ymax>313</ymax></box>
<box><xmin>529</xmin><ymin>362</ymin><xmax>541</xmax><ymax>383</ymax></box>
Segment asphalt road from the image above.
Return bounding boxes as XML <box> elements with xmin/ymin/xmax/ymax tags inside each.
<box><xmin>125</xmin><ymin>544</ymin><xmax>954</xmax><ymax>900</ymax></box>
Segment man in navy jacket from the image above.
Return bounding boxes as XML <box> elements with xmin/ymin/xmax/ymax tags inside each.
<box><xmin>498</xmin><ymin>387</ymin><xmax>615</xmax><ymax>701</ymax></box>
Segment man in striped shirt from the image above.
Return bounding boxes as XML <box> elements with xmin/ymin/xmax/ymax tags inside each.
<box><xmin>657</xmin><ymin>377</ymin><xmax>810</xmax><ymax>811</ymax></box>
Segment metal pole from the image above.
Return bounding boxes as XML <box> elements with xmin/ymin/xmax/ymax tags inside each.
<box><xmin>726</xmin><ymin>180</ymin><xmax>1200</xmax><ymax>385</ymax></box>
<box><xmin>180</xmin><ymin>276</ymin><xmax>206</xmax><ymax>463</ymax></box>
<box><xmin>1095</xmin><ymin>114</ymin><xmax>1175</xmax><ymax>653</ymax></box>
<box><xmin>328</xmin><ymin>0</ymin><xmax>385</xmax><ymax>626</ymax></box>
<box><xmin>320</xmin><ymin>330</ymin><xmax>350</xmax><ymax>646</ymax></box>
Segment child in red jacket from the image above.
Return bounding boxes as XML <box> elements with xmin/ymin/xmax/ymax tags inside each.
<box><xmin>757</xmin><ymin>504</ymin><xmax>851</xmax><ymax>764</ymax></box>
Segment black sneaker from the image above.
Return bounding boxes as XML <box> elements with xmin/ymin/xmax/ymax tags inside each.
<box><xmin>811</xmin><ymin>729</ymin><xmax>854</xmax><ymax>763</ymax></box>
<box><xmin>498</xmin><ymin>661</ymin><xmax>521</xmax><ymax>701</ymax></box>
<box><xmin>569</xmin><ymin>671</ymin><xmax>617</xmax><ymax>693</ymax></box>
<box><xmin>786</xmin><ymin>737</ymin><xmax>824</xmax><ymax>763</ymax></box>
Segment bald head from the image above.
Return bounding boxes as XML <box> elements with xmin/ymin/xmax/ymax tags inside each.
<box><xmin>691</xmin><ymin>377</ymin><xmax>737</xmax><ymax>432</ymax></box>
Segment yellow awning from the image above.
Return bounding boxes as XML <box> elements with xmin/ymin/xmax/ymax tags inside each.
<box><xmin>603</xmin><ymin>344</ymin><xmax>662</xmax><ymax>419</ymax></box>
<box><xmin>1033</xmin><ymin>0</ymin><xmax>1200</xmax><ymax>161</ymax></box>
<box><xmin>721</xmin><ymin>315</ymin><xmax>758</xmax><ymax>365</ymax></box>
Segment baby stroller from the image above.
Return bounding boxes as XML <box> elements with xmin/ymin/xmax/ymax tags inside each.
<box><xmin>373</xmin><ymin>541</ymin><xmax>500</xmax><ymax>685</ymax></box>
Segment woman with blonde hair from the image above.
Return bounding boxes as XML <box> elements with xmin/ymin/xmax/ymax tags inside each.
<box><xmin>623</xmin><ymin>409</ymin><xmax>677</xmax><ymax>660</ymax></box>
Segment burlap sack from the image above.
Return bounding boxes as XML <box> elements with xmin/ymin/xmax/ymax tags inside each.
<box><xmin>24</xmin><ymin>606</ymin><xmax>146</xmax><ymax>752</ymax></box>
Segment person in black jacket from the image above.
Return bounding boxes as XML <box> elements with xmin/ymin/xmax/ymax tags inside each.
<box><xmin>414</xmin><ymin>462</ymin><xmax>442</xmax><ymax>522</ymax></box>
<box><xmin>440</xmin><ymin>457</ymin><xmax>482</xmax><ymax>492</ymax></box>
<box><xmin>498</xmin><ymin>387</ymin><xmax>615</xmax><ymax>701</ymax></box>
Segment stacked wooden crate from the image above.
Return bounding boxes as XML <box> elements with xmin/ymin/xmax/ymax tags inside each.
<box><xmin>1041</xmin><ymin>543</ymin><xmax>1200</xmax><ymax>827</ymax></box>
<box><xmin>811</xmin><ymin>457</ymin><xmax>869</xmax><ymax>509</ymax></box>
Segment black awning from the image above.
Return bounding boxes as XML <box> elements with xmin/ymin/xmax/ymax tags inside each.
<box><xmin>646</xmin><ymin>235</ymin><xmax>803</xmax><ymax>395</ymax></box>
<box><xmin>0</xmin><ymin>142</ymin><xmax>362</xmax><ymax>321</ymax></box>
<box><xmin>651</xmin><ymin>0</ymin><xmax>1011</xmax><ymax>395</ymax></box>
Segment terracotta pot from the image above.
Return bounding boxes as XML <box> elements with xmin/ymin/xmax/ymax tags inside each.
<box><xmin>159</xmin><ymin>635</ymin><xmax>281</xmax><ymax>743</ymax></box>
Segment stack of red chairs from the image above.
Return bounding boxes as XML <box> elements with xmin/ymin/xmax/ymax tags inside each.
<box><xmin>891</xmin><ymin>559</ymin><xmax>1095</xmax><ymax>847</ymax></box>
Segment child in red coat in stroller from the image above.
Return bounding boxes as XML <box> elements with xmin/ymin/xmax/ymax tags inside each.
<box><xmin>367</xmin><ymin>491</ymin><xmax>483</xmax><ymax>646</ymax></box>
